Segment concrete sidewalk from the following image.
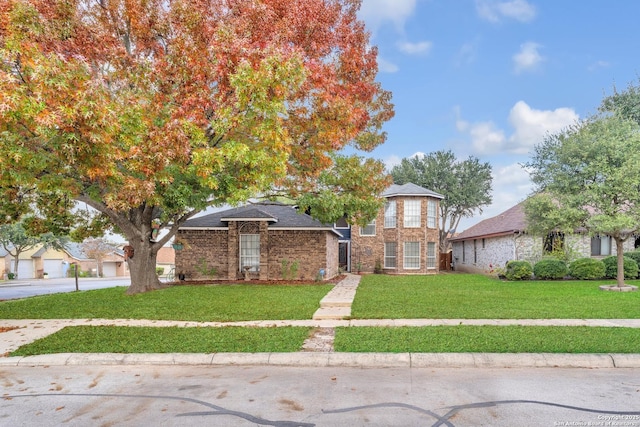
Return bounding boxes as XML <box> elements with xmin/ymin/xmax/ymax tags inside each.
<box><xmin>2</xmin><ymin>274</ymin><xmax>640</xmax><ymax>368</ymax></box>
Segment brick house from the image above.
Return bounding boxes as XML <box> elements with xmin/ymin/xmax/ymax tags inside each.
<box><xmin>450</xmin><ymin>202</ymin><xmax>639</xmax><ymax>275</ymax></box>
<box><xmin>175</xmin><ymin>201</ymin><xmax>341</xmax><ymax>281</ymax></box>
<box><xmin>175</xmin><ymin>183</ymin><xmax>444</xmax><ymax>281</ymax></box>
<box><xmin>348</xmin><ymin>183</ymin><xmax>443</xmax><ymax>274</ymax></box>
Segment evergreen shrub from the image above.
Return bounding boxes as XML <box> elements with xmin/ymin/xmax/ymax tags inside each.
<box><xmin>602</xmin><ymin>256</ymin><xmax>638</xmax><ymax>279</ymax></box>
<box><xmin>568</xmin><ymin>258</ymin><xmax>605</xmax><ymax>280</ymax></box>
<box><xmin>533</xmin><ymin>259</ymin><xmax>568</xmax><ymax>280</ymax></box>
<box><xmin>504</xmin><ymin>260</ymin><xmax>533</xmax><ymax>281</ymax></box>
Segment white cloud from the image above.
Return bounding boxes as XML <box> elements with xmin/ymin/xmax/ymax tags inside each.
<box><xmin>455</xmin><ymin>41</ymin><xmax>478</xmax><ymax>67</ymax></box>
<box><xmin>508</xmin><ymin>101</ymin><xmax>579</xmax><ymax>154</ymax></box>
<box><xmin>397</xmin><ymin>40</ymin><xmax>433</xmax><ymax>55</ymax></box>
<box><xmin>469</xmin><ymin>121</ymin><xmax>507</xmax><ymax>154</ymax></box>
<box><xmin>377</xmin><ymin>56</ymin><xmax>399</xmax><ymax>73</ymax></box>
<box><xmin>457</xmin><ymin>162</ymin><xmax>533</xmax><ymax>231</ymax></box>
<box><xmin>359</xmin><ymin>0</ymin><xmax>418</xmax><ymax>33</ymax></box>
<box><xmin>476</xmin><ymin>0</ymin><xmax>536</xmax><ymax>23</ymax></box>
<box><xmin>456</xmin><ymin>102</ymin><xmax>578</xmax><ymax>155</ymax></box>
<box><xmin>588</xmin><ymin>60</ymin><xmax>611</xmax><ymax>71</ymax></box>
<box><xmin>513</xmin><ymin>42</ymin><xmax>544</xmax><ymax>74</ymax></box>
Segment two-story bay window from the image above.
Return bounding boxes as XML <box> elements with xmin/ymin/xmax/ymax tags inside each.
<box><xmin>427</xmin><ymin>242</ymin><xmax>436</xmax><ymax>269</ymax></box>
<box><xmin>384</xmin><ymin>201</ymin><xmax>397</xmax><ymax>228</ymax></box>
<box><xmin>404</xmin><ymin>200</ymin><xmax>421</xmax><ymax>228</ymax></box>
<box><xmin>427</xmin><ymin>200</ymin><xmax>437</xmax><ymax>228</ymax></box>
<box><xmin>384</xmin><ymin>242</ymin><xmax>397</xmax><ymax>268</ymax></box>
<box><xmin>404</xmin><ymin>242</ymin><xmax>420</xmax><ymax>269</ymax></box>
<box><xmin>360</xmin><ymin>220</ymin><xmax>376</xmax><ymax>236</ymax></box>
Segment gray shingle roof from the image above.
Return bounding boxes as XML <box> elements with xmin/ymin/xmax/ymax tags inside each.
<box><xmin>181</xmin><ymin>201</ymin><xmax>334</xmax><ymax>230</ymax></box>
<box><xmin>383</xmin><ymin>183</ymin><xmax>444</xmax><ymax>199</ymax></box>
<box><xmin>450</xmin><ymin>203</ymin><xmax>527</xmax><ymax>241</ymax></box>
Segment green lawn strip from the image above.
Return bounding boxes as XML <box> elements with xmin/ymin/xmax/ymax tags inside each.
<box><xmin>10</xmin><ymin>325</ymin><xmax>312</xmax><ymax>356</ymax></box>
<box><xmin>0</xmin><ymin>284</ymin><xmax>333</xmax><ymax>321</ymax></box>
<box><xmin>334</xmin><ymin>326</ymin><xmax>640</xmax><ymax>353</ymax></box>
<box><xmin>352</xmin><ymin>274</ymin><xmax>640</xmax><ymax>319</ymax></box>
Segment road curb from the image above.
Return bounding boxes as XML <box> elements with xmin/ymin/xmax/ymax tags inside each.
<box><xmin>1</xmin><ymin>352</ymin><xmax>639</xmax><ymax>368</ymax></box>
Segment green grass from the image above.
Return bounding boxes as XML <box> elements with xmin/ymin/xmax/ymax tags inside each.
<box><xmin>335</xmin><ymin>326</ymin><xmax>640</xmax><ymax>353</ymax></box>
<box><xmin>351</xmin><ymin>274</ymin><xmax>640</xmax><ymax>319</ymax></box>
<box><xmin>0</xmin><ymin>284</ymin><xmax>333</xmax><ymax>321</ymax></box>
<box><xmin>11</xmin><ymin>325</ymin><xmax>312</xmax><ymax>356</ymax></box>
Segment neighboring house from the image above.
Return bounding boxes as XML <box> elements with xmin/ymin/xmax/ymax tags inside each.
<box><xmin>175</xmin><ymin>201</ymin><xmax>341</xmax><ymax>281</ymax></box>
<box><xmin>63</xmin><ymin>242</ymin><xmax>129</xmax><ymax>278</ymax></box>
<box><xmin>174</xmin><ymin>182</ymin><xmax>444</xmax><ymax>281</ymax></box>
<box><xmin>156</xmin><ymin>245</ymin><xmax>175</xmax><ymax>276</ymax></box>
<box><xmin>0</xmin><ymin>245</ymin><xmax>66</xmax><ymax>279</ymax></box>
<box><xmin>450</xmin><ymin>202</ymin><xmax>638</xmax><ymax>274</ymax></box>
<box><xmin>349</xmin><ymin>183</ymin><xmax>444</xmax><ymax>275</ymax></box>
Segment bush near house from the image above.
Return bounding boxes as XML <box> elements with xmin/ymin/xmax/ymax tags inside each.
<box><xmin>624</xmin><ymin>251</ymin><xmax>640</xmax><ymax>277</ymax></box>
<box><xmin>504</xmin><ymin>260</ymin><xmax>533</xmax><ymax>281</ymax></box>
<box><xmin>602</xmin><ymin>256</ymin><xmax>639</xmax><ymax>280</ymax></box>
<box><xmin>568</xmin><ymin>258</ymin><xmax>606</xmax><ymax>280</ymax></box>
<box><xmin>533</xmin><ymin>259</ymin><xmax>568</xmax><ymax>280</ymax></box>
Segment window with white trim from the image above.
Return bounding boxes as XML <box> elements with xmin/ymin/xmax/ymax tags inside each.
<box><xmin>427</xmin><ymin>242</ymin><xmax>436</xmax><ymax>269</ymax></box>
<box><xmin>240</xmin><ymin>234</ymin><xmax>260</xmax><ymax>272</ymax></box>
<box><xmin>384</xmin><ymin>201</ymin><xmax>397</xmax><ymax>228</ymax></box>
<box><xmin>360</xmin><ymin>220</ymin><xmax>376</xmax><ymax>236</ymax></box>
<box><xmin>591</xmin><ymin>235</ymin><xmax>611</xmax><ymax>256</ymax></box>
<box><xmin>384</xmin><ymin>242</ymin><xmax>397</xmax><ymax>268</ymax></box>
<box><xmin>427</xmin><ymin>200</ymin><xmax>437</xmax><ymax>228</ymax></box>
<box><xmin>404</xmin><ymin>200</ymin><xmax>421</xmax><ymax>228</ymax></box>
<box><xmin>404</xmin><ymin>242</ymin><xmax>420</xmax><ymax>269</ymax></box>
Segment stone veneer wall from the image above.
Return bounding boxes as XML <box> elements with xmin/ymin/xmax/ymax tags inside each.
<box><xmin>452</xmin><ymin>231</ymin><xmax>638</xmax><ymax>275</ymax></box>
<box><xmin>351</xmin><ymin>196</ymin><xmax>440</xmax><ymax>274</ymax></box>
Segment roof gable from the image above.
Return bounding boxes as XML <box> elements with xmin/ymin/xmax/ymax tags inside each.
<box><xmin>383</xmin><ymin>183</ymin><xmax>444</xmax><ymax>199</ymax></box>
<box><xmin>451</xmin><ymin>203</ymin><xmax>527</xmax><ymax>241</ymax></box>
<box><xmin>181</xmin><ymin>201</ymin><xmax>333</xmax><ymax>230</ymax></box>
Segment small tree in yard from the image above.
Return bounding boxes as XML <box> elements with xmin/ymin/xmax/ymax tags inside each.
<box><xmin>0</xmin><ymin>0</ymin><xmax>393</xmax><ymax>293</ymax></box>
<box><xmin>525</xmin><ymin>82</ymin><xmax>640</xmax><ymax>289</ymax></box>
<box><xmin>0</xmin><ymin>221</ymin><xmax>65</xmax><ymax>279</ymax></box>
<box><xmin>80</xmin><ymin>238</ymin><xmax>119</xmax><ymax>278</ymax></box>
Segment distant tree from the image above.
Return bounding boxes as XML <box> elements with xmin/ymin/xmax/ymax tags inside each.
<box><xmin>80</xmin><ymin>238</ymin><xmax>119</xmax><ymax>278</ymax></box>
<box><xmin>0</xmin><ymin>221</ymin><xmax>65</xmax><ymax>278</ymax></box>
<box><xmin>390</xmin><ymin>150</ymin><xmax>492</xmax><ymax>252</ymax></box>
<box><xmin>525</xmin><ymin>93</ymin><xmax>640</xmax><ymax>288</ymax></box>
<box><xmin>0</xmin><ymin>0</ymin><xmax>393</xmax><ymax>293</ymax></box>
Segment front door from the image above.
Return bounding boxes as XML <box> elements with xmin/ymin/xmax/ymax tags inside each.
<box><xmin>338</xmin><ymin>241</ymin><xmax>350</xmax><ymax>272</ymax></box>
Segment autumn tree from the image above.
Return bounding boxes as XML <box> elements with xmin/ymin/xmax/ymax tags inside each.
<box><xmin>0</xmin><ymin>0</ymin><xmax>393</xmax><ymax>293</ymax></box>
<box><xmin>390</xmin><ymin>150</ymin><xmax>492</xmax><ymax>252</ymax></box>
<box><xmin>525</xmin><ymin>89</ymin><xmax>640</xmax><ymax>288</ymax></box>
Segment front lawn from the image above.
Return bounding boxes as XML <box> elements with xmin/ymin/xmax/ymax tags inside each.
<box><xmin>0</xmin><ymin>284</ymin><xmax>333</xmax><ymax>321</ymax></box>
<box><xmin>351</xmin><ymin>274</ymin><xmax>640</xmax><ymax>319</ymax></box>
<box><xmin>11</xmin><ymin>325</ymin><xmax>311</xmax><ymax>356</ymax></box>
<box><xmin>335</xmin><ymin>326</ymin><xmax>640</xmax><ymax>353</ymax></box>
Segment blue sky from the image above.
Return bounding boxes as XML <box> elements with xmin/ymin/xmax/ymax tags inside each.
<box><xmin>357</xmin><ymin>0</ymin><xmax>640</xmax><ymax>231</ymax></box>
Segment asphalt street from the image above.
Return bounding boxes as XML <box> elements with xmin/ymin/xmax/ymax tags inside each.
<box><xmin>2</xmin><ymin>365</ymin><xmax>640</xmax><ymax>426</ymax></box>
<box><xmin>0</xmin><ymin>277</ymin><xmax>131</xmax><ymax>300</ymax></box>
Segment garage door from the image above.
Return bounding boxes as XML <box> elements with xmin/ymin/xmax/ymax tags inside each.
<box><xmin>13</xmin><ymin>260</ymin><xmax>34</xmax><ymax>279</ymax></box>
<box><xmin>102</xmin><ymin>262</ymin><xmax>117</xmax><ymax>277</ymax></box>
<box><xmin>43</xmin><ymin>259</ymin><xmax>64</xmax><ymax>278</ymax></box>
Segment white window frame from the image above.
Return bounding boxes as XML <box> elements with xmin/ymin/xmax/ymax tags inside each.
<box><xmin>239</xmin><ymin>234</ymin><xmax>260</xmax><ymax>272</ymax></box>
<box><xmin>384</xmin><ymin>201</ymin><xmax>397</xmax><ymax>228</ymax></box>
<box><xmin>591</xmin><ymin>235</ymin><xmax>612</xmax><ymax>256</ymax></box>
<box><xmin>404</xmin><ymin>242</ymin><xmax>420</xmax><ymax>269</ymax></box>
<box><xmin>427</xmin><ymin>200</ymin><xmax>437</xmax><ymax>228</ymax></box>
<box><xmin>427</xmin><ymin>242</ymin><xmax>436</xmax><ymax>269</ymax></box>
<box><xmin>384</xmin><ymin>242</ymin><xmax>397</xmax><ymax>268</ymax></box>
<box><xmin>404</xmin><ymin>200</ymin><xmax>421</xmax><ymax>228</ymax></box>
<box><xmin>360</xmin><ymin>220</ymin><xmax>376</xmax><ymax>236</ymax></box>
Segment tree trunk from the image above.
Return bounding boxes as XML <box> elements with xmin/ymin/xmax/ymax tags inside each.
<box><xmin>126</xmin><ymin>240</ymin><xmax>165</xmax><ymax>295</ymax></box>
<box><xmin>615</xmin><ymin>237</ymin><xmax>625</xmax><ymax>288</ymax></box>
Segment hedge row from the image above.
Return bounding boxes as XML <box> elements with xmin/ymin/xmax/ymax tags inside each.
<box><xmin>503</xmin><ymin>252</ymin><xmax>640</xmax><ymax>281</ymax></box>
